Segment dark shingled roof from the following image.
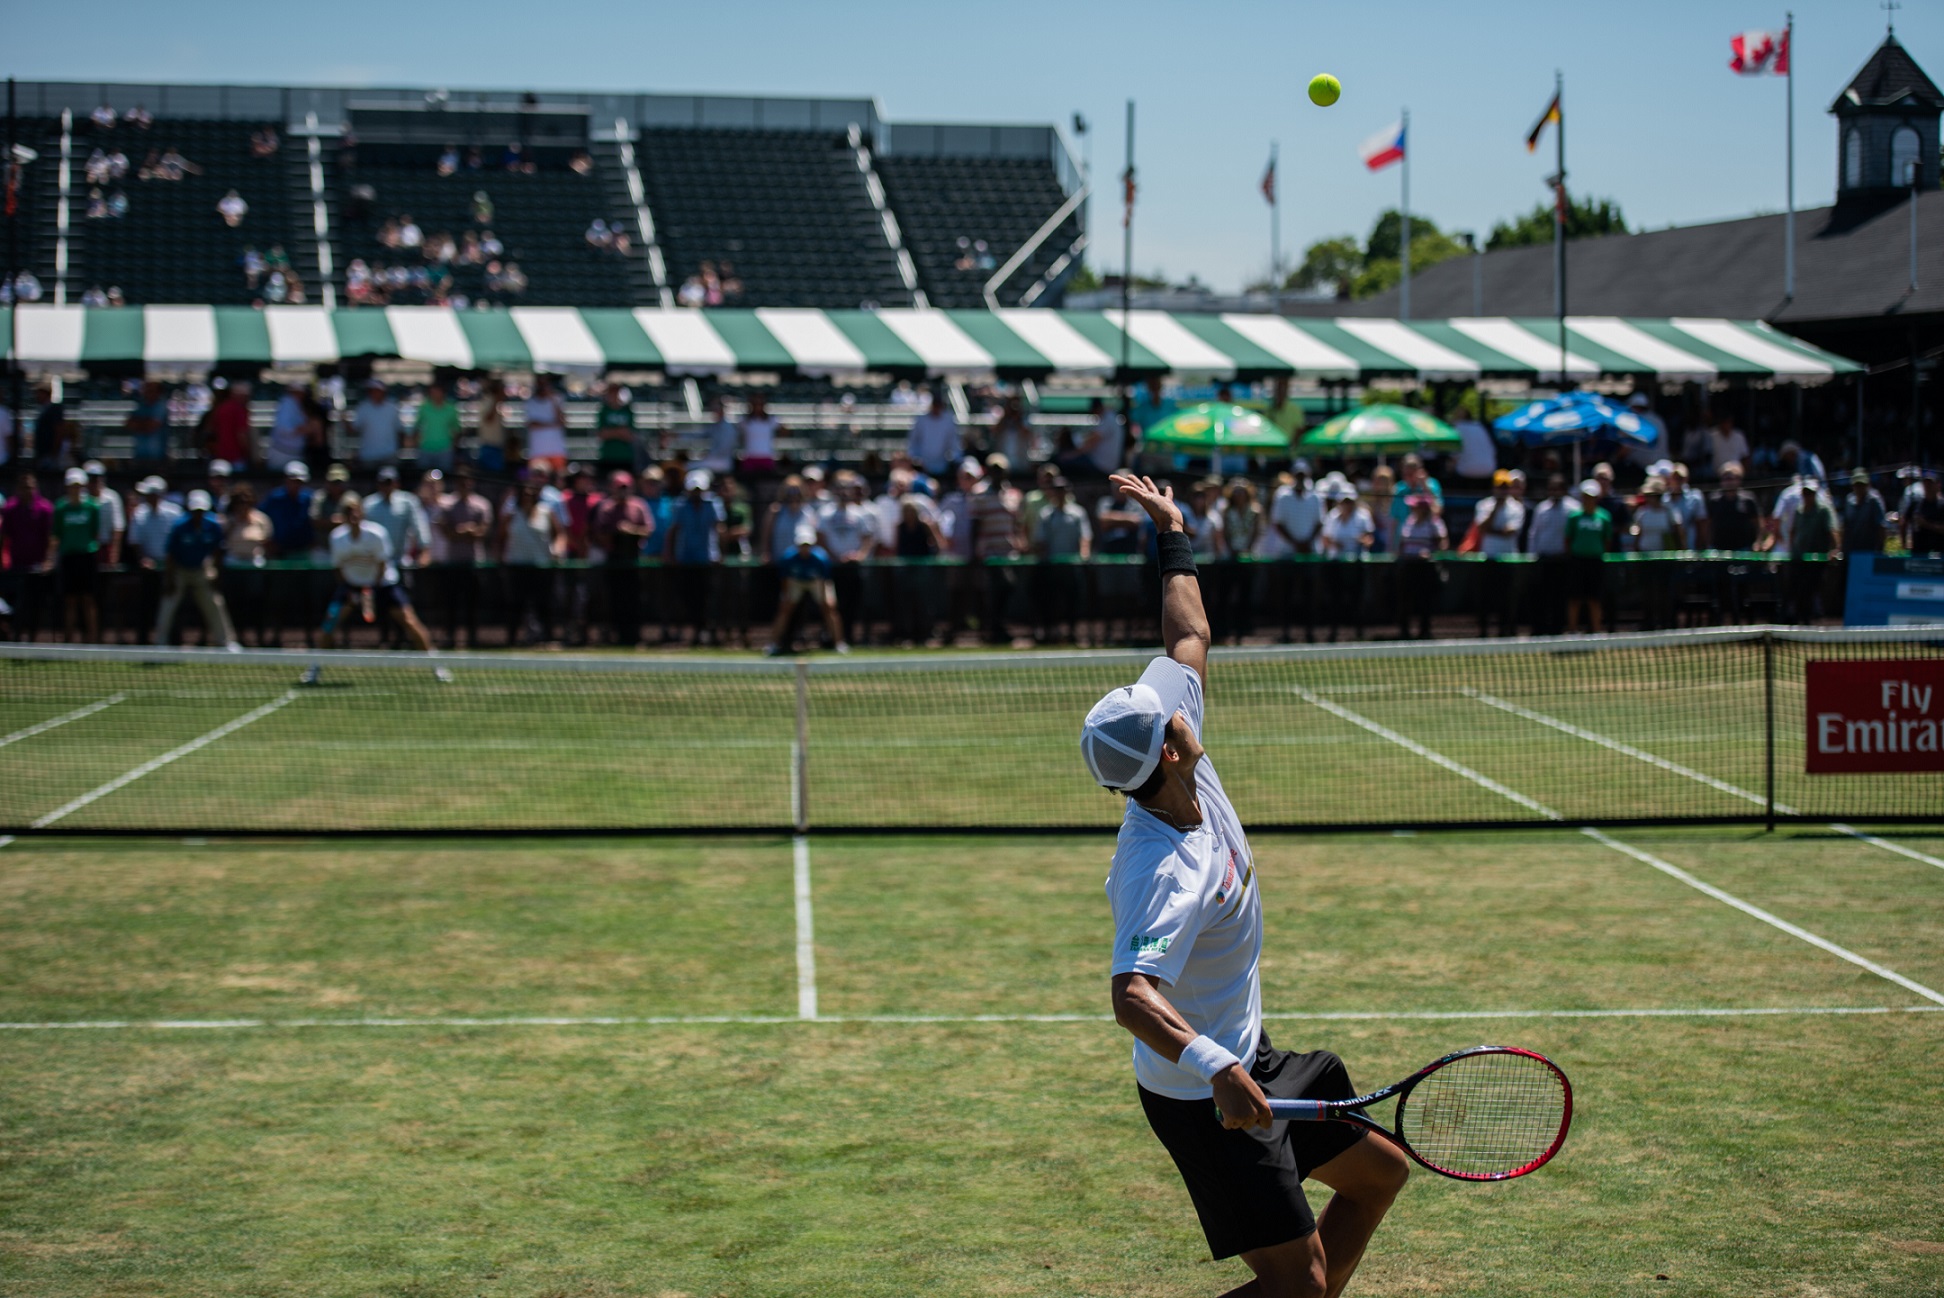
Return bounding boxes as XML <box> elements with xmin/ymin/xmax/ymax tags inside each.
<box><xmin>1831</xmin><ymin>35</ymin><xmax>1944</xmax><ymax>112</ymax></box>
<box><xmin>1318</xmin><ymin>191</ymin><xmax>1944</xmax><ymax>327</ymax></box>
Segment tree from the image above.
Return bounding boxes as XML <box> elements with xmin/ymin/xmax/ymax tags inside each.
<box><xmin>1487</xmin><ymin>195</ymin><xmax>1628</xmax><ymax>250</ymax></box>
<box><xmin>1287</xmin><ymin>236</ymin><xmax>1363</xmax><ymax>295</ymax></box>
<box><xmin>1288</xmin><ymin>209</ymin><xmax>1473</xmax><ymax>299</ymax></box>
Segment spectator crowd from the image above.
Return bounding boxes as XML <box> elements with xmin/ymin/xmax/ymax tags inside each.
<box><xmin>1</xmin><ymin>376</ymin><xmax>1938</xmax><ymax>653</ymax></box>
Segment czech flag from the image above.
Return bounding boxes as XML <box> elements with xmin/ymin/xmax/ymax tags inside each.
<box><xmin>1360</xmin><ymin>120</ymin><xmax>1405</xmax><ymax>172</ymax></box>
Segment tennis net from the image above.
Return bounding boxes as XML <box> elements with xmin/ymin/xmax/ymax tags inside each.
<box><xmin>0</xmin><ymin>627</ymin><xmax>1938</xmax><ymax>836</ymax></box>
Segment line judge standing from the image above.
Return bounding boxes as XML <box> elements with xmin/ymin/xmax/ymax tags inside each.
<box><xmin>1082</xmin><ymin>473</ymin><xmax>1408</xmax><ymax>1298</ymax></box>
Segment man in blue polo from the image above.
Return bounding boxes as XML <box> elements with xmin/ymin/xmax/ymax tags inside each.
<box><xmin>153</xmin><ymin>490</ymin><xmax>240</xmax><ymax>649</ymax></box>
<box><xmin>261</xmin><ymin>461</ymin><xmax>315</xmax><ymax>557</ymax></box>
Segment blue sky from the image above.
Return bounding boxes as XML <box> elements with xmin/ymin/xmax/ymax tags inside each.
<box><xmin>6</xmin><ymin>0</ymin><xmax>1937</xmax><ymax>291</ymax></box>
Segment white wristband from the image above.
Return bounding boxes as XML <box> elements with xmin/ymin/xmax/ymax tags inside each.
<box><xmin>1179</xmin><ymin>1034</ymin><xmax>1242</xmax><ymax>1082</ymax></box>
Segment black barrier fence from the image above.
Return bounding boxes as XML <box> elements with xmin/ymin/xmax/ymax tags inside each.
<box><xmin>1</xmin><ymin>552</ymin><xmax>1857</xmax><ymax>649</ymax></box>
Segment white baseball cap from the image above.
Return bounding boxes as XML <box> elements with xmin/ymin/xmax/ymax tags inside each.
<box><xmin>186</xmin><ymin>489</ymin><xmax>213</xmax><ymax>511</ymax></box>
<box><xmin>63</xmin><ymin>467</ymin><xmax>87</xmax><ymax>486</ymax></box>
<box><xmin>685</xmin><ymin>468</ymin><xmax>712</xmax><ymax>491</ymax></box>
<box><xmin>284</xmin><ymin>461</ymin><xmax>310</xmax><ymax>480</ymax></box>
<box><xmin>1081</xmin><ymin>656</ymin><xmax>1193</xmax><ymax>794</ymax></box>
<box><xmin>792</xmin><ymin>522</ymin><xmax>819</xmax><ymax>546</ymax></box>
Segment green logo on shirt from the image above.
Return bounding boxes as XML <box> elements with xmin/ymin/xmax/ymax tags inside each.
<box><xmin>1128</xmin><ymin>934</ymin><xmax>1171</xmax><ymax>955</ymax></box>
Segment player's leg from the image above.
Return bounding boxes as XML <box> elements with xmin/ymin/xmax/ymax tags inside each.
<box><xmin>765</xmin><ymin>582</ymin><xmax>799</xmax><ymax>652</ymax></box>
<box><xmin>1305</xmin><ymin>1134</ymin><xmax>1409</xmax><ymax>1298</ymax></box>
<box><xmin>816</xmin><ymin>581</ymin><xmax>847</xmax><ymax>651</ymax></box>
<box><xmin>1233</xmin><ymin>1235</ymin><xmax>1327</xmax><ymax>1298</ymax></box>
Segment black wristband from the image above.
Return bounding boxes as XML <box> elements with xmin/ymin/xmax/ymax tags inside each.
<box><xmin>1156</xmin><ymin>529</ymin><xmax>1197</xmax><ymax>577</ymax></box>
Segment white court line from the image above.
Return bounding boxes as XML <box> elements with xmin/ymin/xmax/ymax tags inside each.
<box><xmin>2</xmin><ymin>1005</ymin><xmax>1937</xmax><ymax>1031</ymax></box>
<box><xmin>1582</xmin><ymin>829</ymin><xmax>1944</xmax><ymax>1006</ymax></box>
<box><xmin>27</xmin><ymin>692</ymin><xmax>300</xmax><ymax>829</ymax></box>
<box><xmin>793</xmin><ymin>835</ymin><xmax>818</xmax><ymax>1021</ymax></box>
<box><xmin>1463</xmin><ymin>690</ymin><xmax>1944</xmax><ymax>872</ymax></box>
<box><xmin>1293</xmin><ymin>687</ymin><xmax>1944</xmax><ymax>1007</ymax></box>
<box><xmin>0</xmin><ymin>693</ymin><xmax>126</xmax><ymax>749</ymax></box>
<box><xmin>1291</xmin><ymin>687</ymin><xmax>1559</xmax><ymax>819</ymax></box>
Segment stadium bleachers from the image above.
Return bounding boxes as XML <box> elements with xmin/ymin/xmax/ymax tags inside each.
<box><xmin>332</xmin><ymin>143</ymin><xmax>640</xmax><ymax>308</ymax></box>
<box><xmin>876</xmin><ymin>154</ymin><xmax>1079</xmax><ymax>308</ymax></box>
<box><xmin>637</xmin><ymin>129</ymin><xmax>907</xmax><ymax>309</ymax></box>
<box><xmin>61</xmin><ymin>119</ymin><xmax>299</xmax><ymax>306</ymax></box>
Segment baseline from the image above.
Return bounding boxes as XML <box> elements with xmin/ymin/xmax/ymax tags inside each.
<box><xmin>2</xmin><ymin>1005</ymin><xmax>1938</xmax><ymax>1032</ymax></box>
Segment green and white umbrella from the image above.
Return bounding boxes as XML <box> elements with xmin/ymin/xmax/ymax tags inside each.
<box><xmin>1140</xmin><ymin>402</ymin><xmax>1291</xmax><ymax>451</ymax></box>
<box><xmin>0</xmin><ymin>305</ymin><xmax>1863</xmax><ymax>382</ymax></box>
<box><xmin>1300</xmin><ymin>404</ymin><xmax>1461</xmax><ymax>453</ymax></box>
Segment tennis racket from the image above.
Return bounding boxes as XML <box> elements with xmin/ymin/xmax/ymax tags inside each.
<box><xmin>1221</xmin><ymin>1045</ymin><xmax>1572</xmax><ymax>1182</ymax></box>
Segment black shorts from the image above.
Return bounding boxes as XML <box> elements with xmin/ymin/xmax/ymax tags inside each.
<box><xmin>59</xmin><ymin>551</ymin><xmax>99</xmax><ymax>596</ymax></box>
<box><xmin>323</xmin><ymin>580</ymin><xmax>411</xmax><ymax>631</ymax></box>
<box><xmin>1568</xmin><ymin>554</ymin><xmax>1606</xmax><ymax>600</ymax></box>
<box><xmin>1138</xmin><ymin>1029</ymin><xmax>1365</xmax><ymax>1259</ymax></box>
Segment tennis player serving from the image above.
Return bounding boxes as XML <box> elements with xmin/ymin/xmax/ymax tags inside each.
<box><xmin>1084</xmin><ymin>473</ymin><xmax>1408</xmax><ymax>1298</ymax></box>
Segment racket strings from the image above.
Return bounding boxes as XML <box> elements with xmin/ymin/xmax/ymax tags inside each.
<box><xmin>1397</xmin><ymin>1051</ymin><xmax>1567</xmax><ymax>1178</ymax></box>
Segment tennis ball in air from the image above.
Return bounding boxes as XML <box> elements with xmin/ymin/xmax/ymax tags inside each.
<box><xmin>1308</xmin><ymin>74</ymin><xmax>1341</xmax><ymax>107</ymax></box>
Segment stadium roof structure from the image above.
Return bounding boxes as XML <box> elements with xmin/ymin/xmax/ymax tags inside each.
<box><xmin>0</xmin><ymin>307</ymin><xmax>1859</xmax><ymax>383</ymax></box>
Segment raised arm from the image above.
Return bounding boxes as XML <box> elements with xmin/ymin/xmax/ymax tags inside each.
<box><xmin>1109</xmin><ymin>472</ymin><xmax>1210</xmax><ymax>682</ymax></box>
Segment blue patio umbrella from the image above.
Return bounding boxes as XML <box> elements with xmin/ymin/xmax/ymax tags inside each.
<box><xmin>1491</xmin><ymin>391</ymin><xmax>1655</xmax><ymax>448</ymax></box>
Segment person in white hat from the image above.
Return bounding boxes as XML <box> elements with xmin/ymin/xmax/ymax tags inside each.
<box><xmin>1085</xmin><ymin>472</ymin><xmax>1408</xmax><ymax>1293</ymax></box>
<box><xmin>761</xmin><ymin>520</ymin><xmax>847</xmax><ymax>655</ymax></box>
<box><xmin>303</xmin><ymin>492</ymin><xmax>446</xmax><ymax>685</ymax></box>
<box><xmin>153</xmin><ymin>489</ymin><xmax>241</xmax><ymax>650</ymax></box>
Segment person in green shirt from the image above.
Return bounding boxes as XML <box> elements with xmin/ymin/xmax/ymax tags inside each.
<box><xmin>409</xmin><ymin>382</ymin><xmax>461</xmax><ymax>473</ymax></box>
<box><xmin>53</xmin><ymin>467</ymin><xmax>103</xmax><ymax>642</ymax></box>
<box><xmin>1563</xmin><ymin>480</ymin><xmax>1612</xmax><ymax>635</ymax></box>
<box><xmin>594</xmin><ymin>385</ymin><xmax>639</xmax><ymax>471</ymax></box>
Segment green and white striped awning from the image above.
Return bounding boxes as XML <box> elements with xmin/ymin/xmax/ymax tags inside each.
<box><xmin>0</xmin><ymin>305</ymin><xmax>1861</xmax><ymax>382</ymax></box>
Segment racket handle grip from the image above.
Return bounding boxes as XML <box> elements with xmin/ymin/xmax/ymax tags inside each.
<box><xmin>1216</xmin><ymin>1099</ymin><xmax>1336</xmax><ymax>1123</ymax></box>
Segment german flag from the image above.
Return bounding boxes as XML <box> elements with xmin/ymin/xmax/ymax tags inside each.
<box><xmin>1525</xmin><ymin>93</ymin><xmax>1561</xmax><ymax>153</ymax></box>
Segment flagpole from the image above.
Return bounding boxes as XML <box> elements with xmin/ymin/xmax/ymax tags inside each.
<box><xmin>1399</xmin><ymin>109</ymin><xmax>1411</xmax><ymax>320</ymax></box>
<box><xmin>1784</xmin><ymin>11</ymin><xmax>1796</xmax><ymax>301</ymax></box>
<box><xmin>1120</xmin><ymin>98</ymin><xmax>1134</xmax><ymax>446</ymax></box>
<box><xmin>1270</xmin><ymin>140</ymin><xmax>1280</xmax><ymax>314</ymax></box>
<box><xmin>1554</xmin><ymin>70</ymin><xmax>1567</xmax><ymax>387</ymax></box>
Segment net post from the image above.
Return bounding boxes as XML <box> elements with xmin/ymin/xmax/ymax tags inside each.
<box><xmin>793</xmin><ymin>662</ymin><xmax>811</xmax><ymax>835</ymax></box>
<box><xmin>1763</xmin><ymin>632</ymin><xmax>1777</xmax><ymax>833</ymax></box>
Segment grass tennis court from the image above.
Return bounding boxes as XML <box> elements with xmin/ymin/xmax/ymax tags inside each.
<box><xmin>5</xmin><ymin>828</ymin><xmax>1942</xmax><ymax>1297</ymax></box>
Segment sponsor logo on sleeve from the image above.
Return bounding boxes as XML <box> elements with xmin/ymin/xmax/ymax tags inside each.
<box><xmin>1128</xmin><ymin>934</ymin><xmax>1172</xmax><ymax>955</ymax></box>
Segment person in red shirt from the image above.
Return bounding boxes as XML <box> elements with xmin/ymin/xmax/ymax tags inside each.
<box><xmin>207</xmin><ymin>381</ymin><xmax>256</xmax><ymax>468</ymax></box>
<box><xmin>1</xmin><ymin>471</ymin><xmax>56</xmax><ymax>637</ymax></box>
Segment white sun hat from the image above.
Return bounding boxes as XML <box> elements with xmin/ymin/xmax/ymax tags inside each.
<box><xmin>1080</xmin><ymin>656</ymin><xmax>1193</xmax><ymax>794</ymax></box>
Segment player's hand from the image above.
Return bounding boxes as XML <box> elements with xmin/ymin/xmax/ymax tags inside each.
<box><xmin>1212</xmin><ymin>1064</ymin><xmax>1273</xmax><ymax>1131</ymax></box>
<box><xmin>1109</xmin><ymin>473</ymin><xmax>1186</xmax><ymax>535</ymax></box>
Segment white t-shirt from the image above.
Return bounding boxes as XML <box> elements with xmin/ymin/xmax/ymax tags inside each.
<box><xmin>1270</xmin><ymin>487</ymin><xmax>1324</xmax><ymax>552</ymax></box>
<box><xmin>741</xmin><ymin>416</ymin><xmax>778</xmax><ymax>460</ymax></box>
<box><xmin>1105</xmin><ymin>665</ymin><xmax>1263</xmax><ymax>1101</ymax></box>
<box><xmin>1709</xmin><ymin>427</ymin><xmax>1750</xmax><ymax>475</ymax></box>
<box><xmin>330</xmin><ymin>522</ymin><xmax>397</xmax><ymax>587</ymax></box>
<box><xmin>818</xmin><ymin>501</ymin><xmax>875</xmax><ymax>559</ymax></box>
<box><xmin>1088</xmin><ymin>412</ymin><xmax>1126</xmax><ymax>475</ymax></box>
<box><xmin>1320</xmin><ymin>507</ymin><xmax>1374</xmax><ymax>554</ymax></box>
<box><xmin>1475</xmin><ymin>496</ymin><xmax>1526</xmax><ymax>557</ymax></box>
<box><xmin>524</xmin><ymin>395</ymin><xmax>567</xmax><ymax>460</ymax></box>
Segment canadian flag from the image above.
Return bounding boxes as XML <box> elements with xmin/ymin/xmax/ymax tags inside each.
<box><xmin>1730</xmin><ymin>28</ymin><xmax>1789</xmax><ymax>75</ymax></box>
